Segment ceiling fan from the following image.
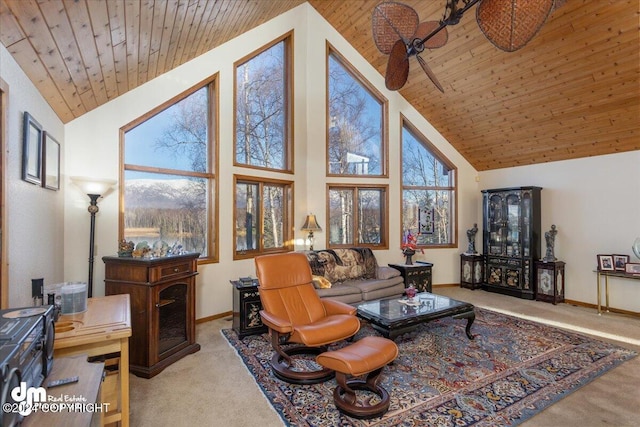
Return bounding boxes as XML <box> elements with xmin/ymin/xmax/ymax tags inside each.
<box><xmin>372</xmin><ymin>0</ymin><xmax>557</xmax><ymax>92</ymax></box>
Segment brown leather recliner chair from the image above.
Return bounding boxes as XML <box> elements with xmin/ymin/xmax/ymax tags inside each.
<box><xmin>255</xmin><ymin>252</ymin><xmax>361</xmax><ymax>384</ymax></box>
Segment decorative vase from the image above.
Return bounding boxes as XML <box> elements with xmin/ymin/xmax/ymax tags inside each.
<box><xmin>403</xmin><ymin>249</ymin><xmax>416</xmax><ymax>265</ymax></box>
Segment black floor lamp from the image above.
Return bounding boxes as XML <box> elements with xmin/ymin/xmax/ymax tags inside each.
<box><xmin>71</xmin><ymin>176</ymin><xmax>116</xmax><ymax>298</ymax></box>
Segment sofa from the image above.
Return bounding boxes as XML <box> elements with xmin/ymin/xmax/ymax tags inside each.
<box><xmin>301</xmin><ymin>248</ymin><xmax>405</xmax><ymax>304</ymax></box>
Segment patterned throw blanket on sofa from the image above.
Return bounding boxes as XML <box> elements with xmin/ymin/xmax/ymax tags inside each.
<box><xmin>303</xmin><ymin>248</ymin><xmax>378</xmax><ymax>283</ymax></box>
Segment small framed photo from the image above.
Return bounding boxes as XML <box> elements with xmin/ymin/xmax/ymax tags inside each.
<box><xmin>625</xmin><ymin>263</ymin><xmax>640</xmax><ymax>275</ymax></box>
<box><xmin>597</xmin><ymin>254</ymin><xmax>614</xmax><ymax>271</ymax></box>
<box><xmin>612</xmin><ymin>254</ymin><xmax>629</xmax><ymax>271</ymax></box>
<box><xmin>22</xmin><ymin>112</ymin><xmax>43</xmax><ymax>185</ymax></box>
<box><xmin>42</xmin><ymin>132</ymin><xmax>60</xmax><ymax>190</ymax></box>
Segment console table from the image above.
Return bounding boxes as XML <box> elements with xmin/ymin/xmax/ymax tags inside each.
<box><xmin>54</xmin><ymin>294</ymin><xmax>131</xmax><ymax>427</ymax></box>
<box><xmin>389</xmin><ymin>262</ymin><xmax>433</xmax><ymax>293</ymax></box>
<box><xmin>595</xmin><ymin>270</ymin><xmax>640</xmax><ymax>314</ymax></box>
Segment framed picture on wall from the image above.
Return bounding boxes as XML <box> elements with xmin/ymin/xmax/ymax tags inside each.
<box><xmin>613</xmin><ymin>254</ymin><xmax>629</xmax><ymax>271</ymax></box>
<box><xmin>22</xmin><ymin>112</ymin><xmax>43</xmax><ymax>185</ymax></box>
<box><xmin>597</xmin><ymin>254</ymin><xmax>614</xmax><ymax>271</ymax></box>
<box><xmin>42</xmin><ymin>132</ymin><xmax>60</xmax><ymax>190</ymax></box>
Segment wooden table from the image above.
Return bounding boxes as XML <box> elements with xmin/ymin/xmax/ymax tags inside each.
<box><xmin>54</xmin><ymin>294</ymin><xmax>132</xmax><ymax>426</ymax></box>
<box><xmin>23</xmin><ymin>355</ymin><xmax>104</xmax><ymax>427</ymax></box>
<box><xmin>595</xmin><ymin>270</ymin><xmax>640</xmax><ymax>314</ymax></box>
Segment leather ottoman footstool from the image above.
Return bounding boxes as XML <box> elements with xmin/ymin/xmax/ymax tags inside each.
<box><xmin>316</xmin><ymin>336</ymin><xmax>398</xmax><ymax>419</ymax></box>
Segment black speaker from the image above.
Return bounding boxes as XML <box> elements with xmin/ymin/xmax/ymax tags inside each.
<box><xmin>42</xmin><ymin>307</ymin><xmax>55</xmax><ymax>378</ymax></box>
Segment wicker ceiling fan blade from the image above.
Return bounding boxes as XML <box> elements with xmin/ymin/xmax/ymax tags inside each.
<box><xmin>476</xmin><ymin>0</ymin><xmax>554</xmax><ymax>52</ymax></box>
<box><xmin>372</xmin><ymin>2</ymin><xmax>419</xmax><ymax>54</ymax></box>
<box><xmin>415</xmin><ymin>21</ymin><xmax>448</xmax><ymax>49</ymax></box>
<box><xmin>416</xmin><ymin>54</ymin><xmax>444</xmax><ymax>93</ymax></box>
<box><xmin>385</xmin><ymin>39</ymin><xmax>410</xmax><ymax>91</ymax></box>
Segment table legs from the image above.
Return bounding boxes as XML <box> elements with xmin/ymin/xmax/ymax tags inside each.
<box><xmin>453</xmin><ymin>310</ymin><xmax>475</xmax><ymax>340</ymax></box>
<box><xmin>597</xmin><ymin>272</ymin><xmax>612</xmax><ymax>315</ymax></box>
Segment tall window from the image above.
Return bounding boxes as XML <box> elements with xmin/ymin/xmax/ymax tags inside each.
<box><xmin>235</xmin><ymin>33</ymin><xmax>292</xmax><ymax>172</ymax></box>
<box><xmin>122</xmin><ymin>78</ymin><xmax>217</xmax><ymax>260</ymax></box>
<box><xmin>327</xmin><ymin>46</ymin><xmax>387</xmax><ymax>177</ymax></box>
<box><xmin>234</xmin><ymin>176</ymin><xmax>293</xmax><ymax>258</ymax></box>
<box><xmin>401</xmin><ymin>117</ymin><xmax>456</xmax><ymax>247</ymax></box>
<box><xmin>328</xmin><ymin>185</ymin><xmax>388</xmax><ymax>248</ymax></box>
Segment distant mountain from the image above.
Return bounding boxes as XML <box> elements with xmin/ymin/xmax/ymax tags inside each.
<box><xmin>125</xmin><ymin>179</ymin><xmax>203</xmax><ymax>209</ymax></box>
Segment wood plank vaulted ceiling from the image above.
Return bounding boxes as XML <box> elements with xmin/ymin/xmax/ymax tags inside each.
<box><xmin>0</xmin><ymin>0</ymin><xmax>638</xmax><ymax>171</ymax></box>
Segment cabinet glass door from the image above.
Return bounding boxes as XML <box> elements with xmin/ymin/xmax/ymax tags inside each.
<box><xmin>488</xmin><ymin>194</ymin><xmax>504</xmax><ymax>255</ymax></box>
<box><xmin>522</xmin><ymin>193</ymin><xmax>531</xmax><ymax>257</ymax></box>
<box><xmin>505</xmin><ymin>194</ymin><xmax>521</xmax><ymax>257</ymax></box>
<box><xmin>158</xmin><ymin>283</ymin><xmax>188</xmax><ymax>355</ymax></box>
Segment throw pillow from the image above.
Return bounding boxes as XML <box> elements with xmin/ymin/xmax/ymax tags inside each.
<box><xmin>312</xmin><ymin>275</ymin><xmax>332</xmax><ymax>289</ymax></box>
<box><xmin>332</xmin><ymin>249</ymin><xmax>366</xmax><ymax>280</ymax></box>
<box><xmin>377</xmin><ymin>266</ymin><xmax>401</xmax><ymax>279</ymax></box>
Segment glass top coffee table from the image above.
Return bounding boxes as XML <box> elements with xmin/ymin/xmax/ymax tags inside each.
<box><xmin>356</xmin><ymin>292</ymin><xmax>475</xmax><ymax>340</ymax></box>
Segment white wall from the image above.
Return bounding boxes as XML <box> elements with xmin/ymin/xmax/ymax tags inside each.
<box><xmin>63</xmin><ymin>4</ymin><xmax>479</xmax><ymax>319</ymax></box>
<box><xmin>479</xmin><ymin>151</ymin><xmax>640</xmax><ymax>312</ymax></box>
<box><xmin>0</xmin><ymin>44</ymin><xmax>65</xmax><ymax>307</ymax></box>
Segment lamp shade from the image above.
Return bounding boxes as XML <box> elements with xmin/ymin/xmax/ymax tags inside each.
<box><xmin>301</xmin><ymin>214</ymin><xmax>322</xmax><ymax>232</ymax></box>
<box><xmin>476</xmin><ymin>0</ymin><xmax>554</xmax><ymax>52</ymax></box>
<box><xmin>70</xmin><ymin>176</ymin><xmax>116</xmax><ymax>196</ymax></box>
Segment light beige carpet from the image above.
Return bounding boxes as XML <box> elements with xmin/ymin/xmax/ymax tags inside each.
<box><xmin>129</xmin><ymin>287</ymin><xmax>640</xmax><ymax>426</ymax></box>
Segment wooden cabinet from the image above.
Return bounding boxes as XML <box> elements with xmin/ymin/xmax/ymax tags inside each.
<box><xmin>103</xmin><ymin>253</ymin><xmax>200</xmax><ymax>378</ymax></box>
<box><xmin>230</xmin><ymin>279</ymin><xmax>267</xmax><ymax>339</ymax></box>
<box><xmin>482</xmin><ymin>187</ymin><xmax>542</xmax><ymax>299</ymax></box>
<box><xmin>388</xmin><ymin>262</ymin><xmax>433</xmax><ymax>293</ymax></box>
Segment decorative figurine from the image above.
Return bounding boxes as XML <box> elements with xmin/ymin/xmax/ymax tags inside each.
<box><xmin>543</xmin><ymin>224</ymin><xmax>558</xmax><ymax>262</ymax></box>
<box><xmin>405</xmin><ymin>284</ymin><xmax>417</xmax><ymax>300</ymax></box>
<box><xmin>465</xmin><ymin>223</ymin><xmax>478</xmax><ymax>255</ymax></box>
<box><xmin>118</xmin><ymin>239</ymin><xmax>135</xmax><ymax>257</ymax></box>
<box><xmin>132</xmin><ymin>241</ymin><xmax>150</xmax><ymax>258</ymax></box>
<box><xmin>151</xmin><ymin>240</ymin><xmax>169</xmax><ymax>257</ymax></box>
<box><xmin>169</xmin><ymin>242</ymin><xmax>184</xmax><ymax>256</ymax></box>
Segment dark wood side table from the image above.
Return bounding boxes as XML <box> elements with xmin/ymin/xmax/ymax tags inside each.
<box><xmin>460</xmin><ymin>253</ymin><xmax>484</xmax><ymax>290</ymax></box>
<box><xmin>535</xmin><ymin>260</ymin><xmax>565</xmax><ymax>304</ymax></box>
<box><xmin>230</xmin><ymin>279</ymin><xmax>267</xmax><ymax>338</ymax></box>
<box><xmin>388</xmin><ymin>262</ymin><xmax>433</xmax><ymax>293</ymax></box>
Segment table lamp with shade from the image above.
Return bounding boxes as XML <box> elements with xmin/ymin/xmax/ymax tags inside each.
<box><xmin>70</xmin><ymin>176</ymin><xmax>116</xmax><ymax>298</ymax></box>
<box><xmin>301</xmin><ymin>214</ymin><xmax>322</xmax><ymax>250</ymax></box>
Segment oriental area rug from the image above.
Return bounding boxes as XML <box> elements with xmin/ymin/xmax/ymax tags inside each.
<box><xmin>221</xmin><ymin>308</ymin><xmax>636</xmax><ymax>427</ymax></box>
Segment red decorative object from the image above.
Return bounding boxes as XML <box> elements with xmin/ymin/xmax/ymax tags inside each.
<box><xmin>401</xmin><ymin>231</ymin><xmax>424</xmax><ymax>265</ymax></box>
<box><xmin>401</xmin><ymin>231</ymin><xmax>424</xmax><ymax>253</ymax></box>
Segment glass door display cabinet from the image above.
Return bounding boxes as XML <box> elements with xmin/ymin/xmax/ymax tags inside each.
<box><xmin>482</xmin><ymin>187</ymin><xmax>542</xmax><ymax>299</ymax></box>
<box><xmin>103</xmin><ymin>253</ymin><xmax>201</xmax><ymax>378</ymax></box>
